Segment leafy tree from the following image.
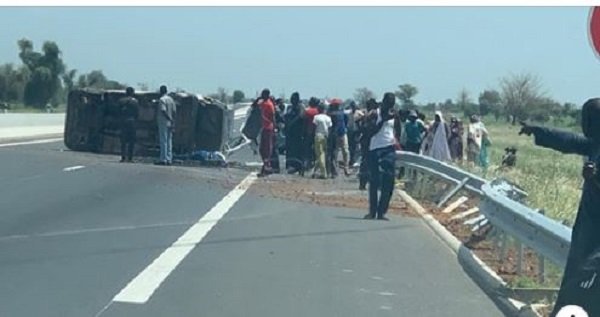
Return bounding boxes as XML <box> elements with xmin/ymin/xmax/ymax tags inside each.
<box><xmin>423</xmin><ymin>102</ymin><xmax>437</xmax><ymax>112</ymax></box>
<box><xmin>232</xmin><ymin>90</ymin><xmax>245</xmax><ymax>103</ymax></box>
<box><xmin>0</xmin><ymin>63</ymin><xmax>29</xmax><ymax>103</ymax></box>
<box><xmin>354</xmin><ymin>87</ymin><xmax>375</xmax><ymax>107</ymax></box>
<box><xmin>62</xmin><ymin>68</ymin><xmax>77</xmax><ymax>93</ymax></box>
<box><xmin>478</xmin><ymin>90</ymin><xmax>502</xmax><ymax>120</ymax></box>
<box><xmin>440</xmin><ymin>98</ymin><xmax>456</xmax><ymax>113</ymax></box>
<box><xmin>18</xmin><ymin>39</ymin><xmax>66</xmax><ymax>108</ymax></box>
<box><xmin>77</xmin><ymin>70</ymin><xmax>125</xmax><ymax>90</ymax></box>
<box><xmin>456</xmin><ymin>89</ymin><xmax>477</xmax><ymax>117</ymax></box>
<box><xmin>395</xmin><ymin>84</ymin><xmax>418</xmax><ymax>110</ymax></box>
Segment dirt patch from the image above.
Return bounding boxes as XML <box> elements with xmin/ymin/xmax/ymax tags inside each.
<box><xmin>419</xmin><ymin>198</ymin><xmax>545</xmax><ymax>285</ymax></box>
<box><xmin>248</xmin><ymin>173</ymin><xmax>415</xmax><ymax>217</ymax></box>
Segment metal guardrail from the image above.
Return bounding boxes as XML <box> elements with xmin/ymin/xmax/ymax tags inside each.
<box><xmin>398</xmin><ymin>151</ymin><xmax>487</xmax><ymax>195</ymax></box>
<box><xmin>396</xmin><ymin>150</ymin><xmax>572</xmax><ymax>269</ymax></box>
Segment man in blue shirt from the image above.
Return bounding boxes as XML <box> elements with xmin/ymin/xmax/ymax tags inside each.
<box><xmin>327</xmin><ymin>99</ymin><xmax>350</xmax><ymax>177</ymax></box>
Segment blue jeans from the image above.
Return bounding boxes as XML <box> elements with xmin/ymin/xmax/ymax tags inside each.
<box><xmin>367</xmin><ymin>145</ymin><xmax>397</xmax><ymax>217</ymax></box>
<box><xmin>158</xmin><ymin>124</ymin><xmax>173</xmax><ymax>163</ymax></box>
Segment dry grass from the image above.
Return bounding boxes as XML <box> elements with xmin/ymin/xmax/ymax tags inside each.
<box><xmin>458</xmin><ymin>121</ymin><xmax>581</xmax><ymax>226</ymax></box>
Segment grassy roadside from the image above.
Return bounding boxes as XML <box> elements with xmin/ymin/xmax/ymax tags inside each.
<box><xmin>452</xmin><ymin>118</ymin><xmax>581</xmax><ymax>226</ymax></box>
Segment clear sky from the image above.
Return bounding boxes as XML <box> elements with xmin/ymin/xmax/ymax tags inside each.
<box><xmin>0</xmin><ymin>7</ymin><xmax>598</xmax><ymax>105</ymax></box>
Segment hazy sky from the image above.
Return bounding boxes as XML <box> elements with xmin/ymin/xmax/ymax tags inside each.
<box><xmin>0</xmin><ymin>7</ymin><xmax>598</xmax><ymax>104</ymax></box>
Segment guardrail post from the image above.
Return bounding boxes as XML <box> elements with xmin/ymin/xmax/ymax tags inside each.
<box><xmin>517</xmin><ymin>241</ymin><xmax>524</xmax><ymax>276</ymax></box>
<box><xmin>499</xmin><ymin>231</ymin><xmax>507</xmax><ymax>264</ymax></box>
<box><xmin>538</xmin><ymin>209</ymin><xmax>546</xmax><ymax>284</ymax></box>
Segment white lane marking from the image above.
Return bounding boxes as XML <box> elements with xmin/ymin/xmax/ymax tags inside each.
<box><xmin>113</xmin><ymin>173</ymin><xmax>257</xmax><ymax>304</ymax></box>
<box><xmin>378</xmin><ymin>291</ymin><xmax>398</xmax><ymax>296</ymax></box>
<box><xmin>63</xmin><ymin>165</ymin><xmax>85</xmax><ymax>172</ymax></box>
<box><xmin>0</xmin><ymin>137</ymin><xmax>62</xmax><ymax>148</ymax></box>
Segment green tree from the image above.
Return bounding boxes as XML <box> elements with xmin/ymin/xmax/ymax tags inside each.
<box><xmin>232</xmin><ymin>90</ymin><xmax>245</xmax><ymax>103</ymax></box>
<box><xmin>354</xmin><ymin>87</ymin><xmax>375</xmax><ymax>107</ymax></box>
<box><xmin>18</xmin><ymin>39</ymin><xmax>66</xmax><ymax>108</ymax></box>
<box><xmin>478</xmin><ymin>89</ymin><xmax>502</xmax><ymax>120</ymax></box>
<box><xmin>62</xmin><ymin>69</ymin><xmax>77</xmax><ymax>93</ymax></box>
<box><xmin>0</xmin><ymin>63</ymin><xmax>29</xmax><ymax>103</ymax></box>
<box><xmin>395</xmin><ymin>84</ymin><xmax>418</xmax><ymax>110</ymax></box>
<box><xmin>77</xmin><ymin>70</ymin><xmax>125</xmax><ymax>90</ymax></box>
<box><xmin>440</xmin><ymin>98</ymin><xmax>456</xmax><ymax>113</ymax></box>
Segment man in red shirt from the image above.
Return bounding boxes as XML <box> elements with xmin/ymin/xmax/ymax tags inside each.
<box><xmin>258</xmin><ymin>89</ymin><xmax>275</xmax><ymax>177</ymax></box>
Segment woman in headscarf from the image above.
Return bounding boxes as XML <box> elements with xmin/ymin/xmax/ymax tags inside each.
<box><xmin>284</xmin><ymin>92</ymin><xmax>305</xmax><ymax>175</ymax></box>
<box><xmin>423</xmin><ymin>111</ymin><xmax>451</xmax><ymax>162</ymax></box>
<box><xmin>467</xmin><ymin>115</ymin><xmax>489</xmax><ymax>166</ymax></box>
<box><xmin>521</xmin><ymin>98</ymin><xmax>600</xmax><ymax>317</ymax></box>
<box><xmin>448</xmin><ymin>116</ymin><xmax>464</xmax><ymax>162</ymax></box>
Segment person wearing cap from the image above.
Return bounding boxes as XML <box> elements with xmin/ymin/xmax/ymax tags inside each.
<box><xmin>403</xmin><ymin>110</ymin><xmax>426</xmax><ymax>154</ymax></box>
<box><xmin>118</xmin><ymin>87</ymin><xmax>139</xmax><ymax>162</ymax></box>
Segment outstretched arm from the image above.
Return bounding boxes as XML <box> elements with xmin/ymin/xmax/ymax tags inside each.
<box><xmin>520</xmin><ymin>122</ymin><xmax>593</xmax><ymax>156</ymax></box>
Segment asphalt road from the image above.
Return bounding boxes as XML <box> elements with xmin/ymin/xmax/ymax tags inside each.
<box><xmin>0</xmin><ymin>117</ymin><xmax>506</xmax><ymax>316</ymax></box>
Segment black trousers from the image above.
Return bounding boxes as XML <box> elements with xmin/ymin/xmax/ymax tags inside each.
<box><xmin>367</xmin><ymin>146</ymin><xmax>396</xmax><ymax>217</ymax></box>
<box><xmin>358</xmin><ymin>140</ymin><xmax>370</xmax><ymax>189</ymax></box>
<box><xmin>404</xmin><ymin>142</ymin><xmax>421</xmax><ymax>154</ymax></box>
<box><xmin>303</xmin><ymin>132</ymin><xmax>315</xmax><ymax>171</ymax></box>
<box><xmin>120</xmin><ymin>123</ymin><xmax>136</xmax><ymax>161</ymax></box>
<box><xmin>348</xmin><ymin>130</ymin><xmax>359</xmax><ymax>165</ymax></box>
<box><xmin>326</xmin><ymin>133</ymin><xmax>338</xmax><ymax>178</ymax></box>
<box><xmin>285</xmin><ymin>134</ymin><xmax>304</xmax><ymax>173</ymax></box>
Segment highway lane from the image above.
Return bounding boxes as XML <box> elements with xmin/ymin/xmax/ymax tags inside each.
<box><xmin>0</xmin><ymin>126</ymin><xmax>506</xmax><ymax>317</ymax></box>
<box><xmin>0</xmin><ymin>141</ymin><xmax>247</xmax><ymax>317</ymax></box>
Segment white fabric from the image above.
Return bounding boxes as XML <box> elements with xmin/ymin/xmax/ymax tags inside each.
<box><xmin>369</xmin><ymin>108</ymin><xmax>396</xmax><ymax>151</ymax></box>
<box><xmin>468</xmin><ymin>121</ymin><xmax>488</xmax><ymax>149</ymax></box>
<box><xmin>426</xmin><ymin>111</ymin><xmax>451</xmax><ymax>161</ymax></box>
<box><xmin>313</xmin><ymin>113</ymin><xmax>332</xmax><ymax>136</ymax></box>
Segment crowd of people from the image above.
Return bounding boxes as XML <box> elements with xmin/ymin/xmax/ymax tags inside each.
<box><xmin>248</xmin><ymin>88</ymin><xmax>497</xmax><ymax>220</ymax></box>
<box><xmin>250</xmin><ymin>89</ymin><xmax>493</xmax><ymax>182</ymax></box>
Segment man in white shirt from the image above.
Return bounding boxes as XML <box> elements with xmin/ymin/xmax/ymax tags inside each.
<box><xmin>365</xmin><ymin>92</ymin><xmax>397</xmax><ymax>220</ymax></box>
<box><xmin>312</xmin><ymin>104</ymin><xmax>332</xmax><ymax>179</ymax></box>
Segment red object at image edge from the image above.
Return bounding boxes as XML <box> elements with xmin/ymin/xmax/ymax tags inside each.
<box><xmin>589</xmin><ymin>7</ymin><xmax>600</xmax><ymax>59</ymax></box>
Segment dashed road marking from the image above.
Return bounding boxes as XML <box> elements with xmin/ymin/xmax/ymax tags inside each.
<box><xmin>63</xmin><ymin>165</ymin><xmax>85</xmax><ymax>172</ymax></box>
